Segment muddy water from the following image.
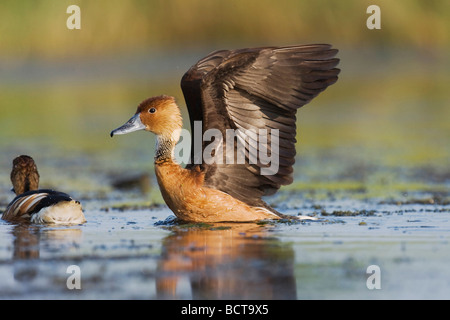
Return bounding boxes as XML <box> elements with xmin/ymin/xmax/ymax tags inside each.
<box><xmin>0</xmin><ymin>48</ymin><xmax>449</xmax><ymax>299</ymax></box>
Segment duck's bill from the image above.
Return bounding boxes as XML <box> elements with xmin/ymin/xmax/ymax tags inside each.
<box><xmin>110</xmin><ymin>113</ymin><xmax>145</xmax><ymax>137</ymax></box>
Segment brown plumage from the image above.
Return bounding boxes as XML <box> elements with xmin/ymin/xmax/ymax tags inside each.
<box><xmin>2</xmin><ymin>155</ymin><xmax>86</xmax><ymax>224</ymax></box>
<box><xmin>111</xmin><ymin>44</ymin><xmax>340</xmax><ymax>222</ymax></box>
<box><xmin>10</xmin><ymin>155</ymin><xmax>39</xmax><ymax>195</ymax></box>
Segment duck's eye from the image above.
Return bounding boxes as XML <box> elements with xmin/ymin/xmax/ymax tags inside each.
<box><xmin>149</xmin><ymin>108</ymin><xmax>156</xmax><ymax>114</ymax></box>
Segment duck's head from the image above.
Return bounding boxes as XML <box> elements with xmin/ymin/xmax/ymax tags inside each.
<box><xmin>110</xmin><ymin>95</ymin><xmax>182</xmax><ymax>140</ymax></box>
<box><xmin>10</xmin><ymin>155</ymin><xmax>40</xmax><ymax>195</ymax></box>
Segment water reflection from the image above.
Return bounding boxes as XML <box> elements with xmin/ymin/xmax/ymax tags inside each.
<box><xmin>156</xmin><ymin>223</ymin><xmax>296</xmax><ymax>299</ymax></box>
<box><xmin>6</xmin><ymin>219</ymin><xmax>297</xmax><ymax>299</ymax></box>
<box><xmin>10</xmin><ymin>224</ymin><xmax>83</xmax><ymax>282</ymax></box>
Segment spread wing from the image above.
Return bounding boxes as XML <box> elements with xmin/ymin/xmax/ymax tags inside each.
<box><xmin>181</xmin><ymin>44</ymin><xmax>340</xmax><ymax>207</ymax></box>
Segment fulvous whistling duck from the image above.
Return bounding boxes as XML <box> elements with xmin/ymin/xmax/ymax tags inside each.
<box><xmin>111</xmin><ymin>44</ymin><xmax>340</xmax><ymax>222</ymax></box>
<box><xmin>2</xmin><ymin>155</ymin><xmax>86</xmax><ymax>224</ymax></box>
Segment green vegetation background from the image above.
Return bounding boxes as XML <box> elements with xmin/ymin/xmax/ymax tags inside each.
<box><xmin>0</xmin><ymin>0</ymin><xmax>448</xmax><ymax>58</ymax></box>
<box><xmin>0</xmin><ymin>0</ymin><xmax>448</xmax><ymax>203</ymax></box>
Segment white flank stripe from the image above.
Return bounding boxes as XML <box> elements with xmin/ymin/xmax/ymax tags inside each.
<box><xmin>13</xmin><ymin>193</ymin><xmax>48</xmax><ymax>216</ymax></box>
<box><xmin>12</xmin><ymin>198</ymin><xmax>27</xmax><ymax>216</ymax></box>
<box><xmin>23</xmin><ymin>194</ymin><xmax>48</xmax><ymax>212</ymax></box>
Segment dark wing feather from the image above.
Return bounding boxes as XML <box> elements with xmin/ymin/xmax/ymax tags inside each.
<box><xmin>181</xmin><ymin>44</ymin><xmax>340</xmax><ymax>207</ymax></box>
<box><xmin>2</xmin><ymin>189</ymin><xmax>73</xmax><ymax>221</ymax></box>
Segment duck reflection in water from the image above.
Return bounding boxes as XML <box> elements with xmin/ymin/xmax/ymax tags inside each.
<box><xmin>155</xmin><ymin>222</ymin><xmax>296</xmax><ymax>299</ymax></box>
<box><xmin>9</xmin><ymin>224</ymin><xmax>83</xmax><ymax>282</ymax></box>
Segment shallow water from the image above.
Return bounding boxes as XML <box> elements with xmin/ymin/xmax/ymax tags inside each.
<box><xmin>0</xmin><ymin>47</ymin><xmax>449</xmax><ymax>299</ymax></box>
<box><xmin>0</xmin><ymin>198</ymin><xmax>449</xmax><ymax>299</ymax></box>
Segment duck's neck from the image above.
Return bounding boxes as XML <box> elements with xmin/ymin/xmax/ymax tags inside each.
<box><xmin>12</xmin><ymin>173</ymin><xmax>39</xmax><ymax>195</ymax></box>
<box><xmin>154</xmin><ymin>133</ymin><xmax>179</xmax><ymax>163</ymax></box>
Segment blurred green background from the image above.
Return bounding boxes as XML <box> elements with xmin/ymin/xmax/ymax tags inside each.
<box><xmin>0</xmin><ymin>0</ymin><xmax>449</xmax><ymax>204</ymax></box>
<box><xmin>0</xmin><ymin>0</ymin><xmax>448</xmax><ymax>58</ymax></box>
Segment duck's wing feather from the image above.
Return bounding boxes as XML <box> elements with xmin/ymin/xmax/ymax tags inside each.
<box><xmin>2</xmin><ymin>189</ymin><xmax>73</xmax><ymax>221</ymax></box>
<box><xmin>181</xmin><ymin>44</ymin><xmax>340</xmax><ymax>207</ymax></box>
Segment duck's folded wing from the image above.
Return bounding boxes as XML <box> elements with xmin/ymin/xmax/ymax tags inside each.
<box><xmin>2</xmin><ymin>190</ymin><xmax>73</xmax><ymax>221</ymax></box>
<box><xmin>181</xmin><ymin>44</ymin><xmax>340</xmax><ymax>206</ymax></box>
